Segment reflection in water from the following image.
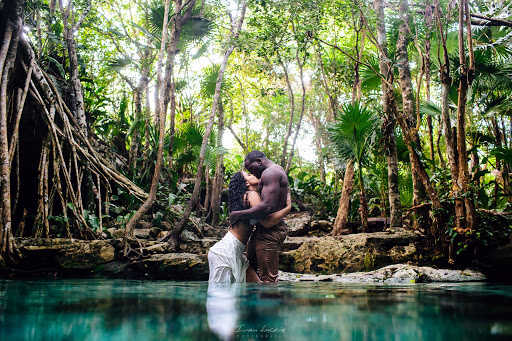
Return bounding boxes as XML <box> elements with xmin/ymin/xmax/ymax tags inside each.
<box><xmin>206</xmin><ymin>283</ymin><xmax>240</xmax><ymax>341</ymax></box>
<box><xmin>0</xmin><ymin>280</ymin><xmax>511</xmax><ymax>340</ymax></box>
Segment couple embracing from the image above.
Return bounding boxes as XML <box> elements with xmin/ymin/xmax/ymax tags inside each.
<box><xmin>208</xmin><ymin>150</ymin><xmax>290</xmax><ymax>283</ymax></box>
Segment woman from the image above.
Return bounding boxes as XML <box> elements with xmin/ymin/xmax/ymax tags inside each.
<box><xmin>208</xmin><ymin>171</ymin><xmax>291</xmax><ymax>283</ymax></box>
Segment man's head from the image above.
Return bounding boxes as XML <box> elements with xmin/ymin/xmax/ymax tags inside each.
<box><xmin>244</xmin><ymin>150</ymin><xmax>268</xmax><ymax>178</ymax></box>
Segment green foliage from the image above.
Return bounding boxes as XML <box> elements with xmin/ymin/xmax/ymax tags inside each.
<box><xmin>360</xmin><ymin>55</ymin><xmax>383</xmax><ymax>91</ymax></box>
<box><xmin>328</xmin><ymin>101</ymin><xmax>378</xmax><ymax>167</ymax></box>
<box><xmin>491</xmin><ymin>146</ymin><xmax>512</xmax><ymax>167</ymax></box>
<box><xmin>446</xmin><ymin>209</ymin><xmax>512</xmax><ymax>262</ymax></box>
<box><xmin>289</xmin><ymin>171</ymin><xmax>338</xmax><ymax>219</ymax></box>
<box><xmin>199</xmin><ymin>64</ymin><xmax>232</xmax><ymax>98</ymax></box>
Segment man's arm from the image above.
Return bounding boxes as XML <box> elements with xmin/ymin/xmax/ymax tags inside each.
<box><xmin>229</xmin><ymin>168</ymin><xmax>280</xmax><ymax>225</ymax></box>
<box><xmin>259</xmin><ymin>191</ymin><xmax>291</xmax><ymax>228</ymax></box>
<box><xmin>245</xmin><ymin>191</ymin><xmax>291</xmax><ymax>228</ymax></box>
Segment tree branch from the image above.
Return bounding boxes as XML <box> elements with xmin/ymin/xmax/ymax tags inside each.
<box><xmin>470</xmin><ymin>13</ymin><xmax>512</xmax><ymax>28</ymax></box>
<box><xmin>314</xmin><ymin>36</ymin><xmax>392</xmax><ymax>88</ymax></box>
<box><xmin>73</xmin><ymin>0</ymin><xmax>93</xmax><ymax>32</ymax></box>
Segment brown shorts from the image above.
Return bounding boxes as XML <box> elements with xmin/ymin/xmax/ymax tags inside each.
<box><xmin>246</xmin><ymin>220</ymin><xmax>288</xmax><ymax>282</ymax></box>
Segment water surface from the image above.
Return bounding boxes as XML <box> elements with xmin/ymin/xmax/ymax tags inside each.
<box><xmin>0</xmin><ymin>279</ymin><xmax>510</xmax><ymax>340</ymax></box>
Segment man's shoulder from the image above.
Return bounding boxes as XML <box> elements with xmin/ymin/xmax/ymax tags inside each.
<box><xmin>261</xmin><ymin>164</ymin><xmax>287</xmax><ymax>183</ymax></box>
<box><xmin>263</xmin><ymin>163</ymin><xmax>285</xmax><ymax>174</ymax></box>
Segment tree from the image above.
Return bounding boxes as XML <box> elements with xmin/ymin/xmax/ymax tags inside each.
<box><xmin>162</xmin><ymin>0</ymin><xmax>247</xmax><ymax>249</ymax></box>
<box><xmin>374</xmin><ymin>0</ymin><xmax>402</xmax><ymax>228</ymax></box>
<box><xmin>329</xmin><ymin>102</ymin><xmax>378</xmax><ymax>231</ymax></box>
<box><xmin>124</xmin><ymin>0</ymin><xmax>198</xmax><ymax>249</ymax></box>
<box><xmin>0</xmin><ymin>0</ymin><xmax>24</xmax><ymax>258</ymax></box>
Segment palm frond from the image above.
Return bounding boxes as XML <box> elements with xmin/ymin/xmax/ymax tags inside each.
<box><xmin>199</xmin><ymin>64</ymin><xmax>232</xmax><ymax>98</ymax></box>
<box><xmin>327</xmin><ymin>101</ymin><xmax>378</xmax><ymax>166</ymax></box>
<box><xmin>106</xmin><ymin>57</ymin><xmax>132</xmax><ymax>72</ymax></box>
<box><xmin>173</xmin><ymin>122</ymin><xmax>205</xmax><ymax>153</ymax></box>
<box><xmin>419</xmin><ymin>101</ymin><xmax>442</xmax><ymax>117</ymax></box>
<box><xmin>360</xmin><ymin>55</ymin><xmax>382</xmax><ymax>91</ymax></box>
<box><xmin>179</xmin><ymin>17</ymin><xmax>214</xmax><ymax>46</ymax></box>
<box><xmin>398</xmin><ymin>167</ymin><xmax>413</xmax><ymax>208</ymax></box>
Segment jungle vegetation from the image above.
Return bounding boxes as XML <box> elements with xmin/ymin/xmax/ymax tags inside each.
<box><xmin>0</xmin><ymin>0</ymin><xmax>511</xmax><ymax>265</ymax></box>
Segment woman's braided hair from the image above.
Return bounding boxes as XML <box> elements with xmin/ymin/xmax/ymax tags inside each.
<box><xmin>228</xmin><ymin>171</ymin><xmax>249</xmax><ymax>213</ymax></box>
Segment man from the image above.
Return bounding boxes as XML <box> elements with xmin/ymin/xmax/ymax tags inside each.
<box><xmin>229</xmin><ymin>150</ymin><xmax>289</xmax><ymax>282</ymax></box>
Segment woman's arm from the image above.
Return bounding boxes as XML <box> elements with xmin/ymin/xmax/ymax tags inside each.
<box><xmin>247</xmin><ymin>191</ymin><xmax>292</xmax><ymax>228</ymax></box>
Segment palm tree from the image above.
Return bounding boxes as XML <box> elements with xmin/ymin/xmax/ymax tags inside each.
<box><xmin>328</xmin><ymin>102</ymin><xmax>378</xmax><ymax>232</ymax></box>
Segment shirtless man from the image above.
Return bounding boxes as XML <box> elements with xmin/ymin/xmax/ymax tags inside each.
<box><xmin>229</xmin><ymin>150</ymin><xmax>290</xmax><ymax>282</ymax></box>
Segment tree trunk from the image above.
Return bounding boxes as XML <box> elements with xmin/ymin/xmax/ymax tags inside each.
<box><xmin>124</xmin><ymin>0</ymin><xmax>197</xmax><ymax>245</ymax></box>
<box><xmin>436</xmin><ymin>1</ymin><xmax>459</xmax><ymax>189</ymax></box>
<box><xmin>358</xmin><ymin>165</ymin><xmax>368</xmax><ymax>232</ymax></box>
<box><xmin>58</xmin><ymin>0</ymin><xmax>96</xmax><ymax>215</ymax></box>
<box><xmin>124</xmin><ymin>0</ymin><xmax>173</xmax><ymax>239</ymax></box>
<box><xmin>58</xmin><ymin>0</ymin><xmax>90</xmax><ymax>135</ymax></box>
<box><xmin>0</xmin><ymin>0</ymin><xmax>23</xmax><ymax>258</ymax></box>
<box><xmin>331</xmin><ymin>161</ymin><xmax>354</xmax><ymax>235</ymax></box>
<box><xmin>279</xmin><ymin>52</ymin><xmax>295</xmax><ymax>168</ymax></box>
<box><xmin>312</xmin><ymin>115</ymin><xmax>326</xmax><ymax>182</ymax></box>
<box><xmin>388</xmin><ymin>89</ymin><xmax>441</xmax><ymax>210</ymax></box>
<box><xmin>425</xmin><ymin>34</ymin><xmax>435</xmax><ymax>164</ymax></box>
<box><xmin>163</xmin><ymin>2</ymin><xmax>247</xmax><ymax>249</ymax></box>
<box><xmin>455</xmin><ymin>0</ymin><xmax>476</xmax><ymax>232</ymax></box>
<box><xmin>331</xmin><ymin>14</ymin><xmax>367</xmax><ymax>235</ymax></box>
<box><xmin>397</xmin><ymin>0</ymin><xmax>425</xmax><ymax>206</ymax></box>
<box><xmin>491</xmin><ymin>116</ymin><xmax>502</xmax><ymax>208</ymax></box>
<box><xmin>285</xmin><ymin>21</ymin><xmax>307</xmax><ymax>173</ymax></box>
<box><xmin>207</xmin><ymin>101</ymin><xmax>225</xmax><ymax>226</ymax></box>
<box><xmin>128</xmin><ymin>72</ymin><xmax>151</xmax><ymax>172</ymax></box>
<box><xmin>375</xmin><ymin>0</ymin><xmax>402</xmax><ymax>228</ymax></box>
<box><xmin>204</xmin><ymin>165</ymin><xmax>211</xmax><ymax>213</ymax></box>
<box><xmin>129</xmin><ymin>89</ymin><xmax>142</xmax><ymax>172</ymax></box>
<box><xmin>315</xmin><ymin>43</ymin><xmax>337</xmax><ymax>120</ymax></box>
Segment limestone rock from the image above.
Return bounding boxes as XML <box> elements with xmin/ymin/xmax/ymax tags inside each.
<box><xmin>383</xmin><ymin>268</ymin><xmax>420</xmax><ymax>284</ymax></box>
<box><xmin>58</xmin><ymin>240</ymin><xmax>116</xmax><ymax>269</ymax></box>
<box><xmin>285</xmin><ymin>212</ymin><xmax>312</xmax><ymax>237</ymax></box>
<box><xmin>135</xmin><ymin>253</ymin><xmax>208</xmax><ymax>280</ymax></box>
<box><xmin>180</xmin><ymin>229</ymin><xmax>200</xmax><ymax>242</ymax></box>
<box><xmin>202</xmin><ymin>225</ymin><xmax>227</xmax><ymax>239</ymax></box>
<box><xmin>279</xmin><ymin>264</ymin><xmax>486</xmax><ymax>283</ymax></box>
<box><xmin>133</xmin><ymin>229</ymin><xmax>151</xmax><ymax>239</ymax></box>
<box><xmin>281</xmin><ymin>236</ymin><xmax>308</xmax><ymax>252</ymax></box>
<box><xmin>309</xmin><ymin>220</ymin><xmax>333</xmax><ymax>236</ymax></box>
<box><xmin>181</xmin><ymin>238</ymin><xmax>218</xmax><ymax>255</ymax></box>
<box><xmin>111</xmin><ymin>228</ymin><xmax>126</xmax><ymax>238</ymax></box>
<box><xmin>136</xmin><ymin>220</ymin><xmax>152</xmax><ymax>229</ymax></box>
<box><xmin>16</xmin><ymin>238</ymin><xmax>117</xmax><ymax>271</ymax></box>
<box><xmin>281</xmin><ymin>230</ymin><xmax>419</xmax><ymax>274</ymax></box>
<box><xmin>93</xmin><ymin>261</ymin><xmax>130</xmax><ymax>278</ymax></box>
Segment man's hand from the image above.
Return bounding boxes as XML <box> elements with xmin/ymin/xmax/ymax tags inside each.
<box><xmin>229</xmin><ymin>211</ymin><xmax>241</xmax><ymax>226</ymax></box>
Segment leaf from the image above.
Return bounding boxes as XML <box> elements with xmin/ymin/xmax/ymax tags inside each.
<box><xmin>46</xmin><ymin>56</ymin><xmax>66</xmax><ymax>78</ymax></box>
<box><xmin>491</xmin><ymin>147</ymin><xmax>512</xmax><ymax>165</ymax></box>
<box><xmin>106</xmin><ymin>57</ymin><xmax>132</xmax><ymax>72</ymax></box>
<box><xmin>419</xmin><ymin>101</ymin><xmax>442</xmax><ymax>117</ymax></box>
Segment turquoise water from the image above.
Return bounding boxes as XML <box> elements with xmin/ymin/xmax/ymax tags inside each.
<box><xmin>0</xmin><ymin>280</ymin><xmax>511</xmax><ymax>340</ymax></box>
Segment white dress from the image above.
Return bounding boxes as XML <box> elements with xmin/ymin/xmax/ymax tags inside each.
<box><xmin>208</xmin><ymin>231</ymin><xmax>250</xmax><ymax>282</ymax></box>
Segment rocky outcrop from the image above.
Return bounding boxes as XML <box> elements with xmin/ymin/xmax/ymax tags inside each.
<box><xmin>279</xmin><ymin>264</ymin><xmax>486</xmax><ymax>283</ymax></box>
<box><xmin>7</xmin><ymin>238</ymin><xmax>208</xmax><ymax>280</ymax></box>
<box><xmin>16</xmin><ymin>238</ymin><xmax>117</xmax><ymax>271</ymax></box>
<box><xmin>3</xmin><ymin>222</ymin><xmax>508</xmax><ymax>282</ymax></box>
<box><xmin>280</xmin><ymin>229</ymin><xmax>420</xmax><ymax>274</ymax></box>
<box><xmin>285</xmin><ymin>212</ymin><xmax>312</xmax><ymax>236</ymax></box>
<box><xmin>131</xmin><ymin>253</ymin><xmax>208</xmax><ymax>280</ymax></box>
